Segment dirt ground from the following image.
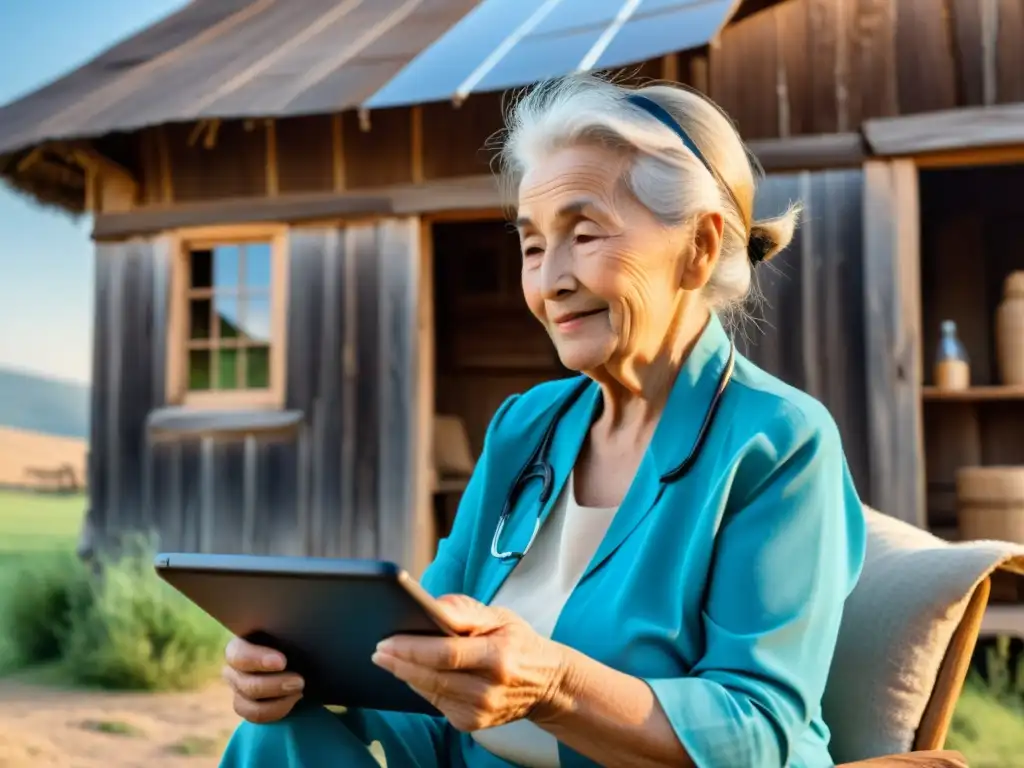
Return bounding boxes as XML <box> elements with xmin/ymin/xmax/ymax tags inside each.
<box><xmin>0</xmin><ymin>678</ymin><xmax>240</xmax><ymax>768</ymax></box>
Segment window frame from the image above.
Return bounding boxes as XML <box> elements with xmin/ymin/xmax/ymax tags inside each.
<box><xmin>165</xmin><ymin>224</ymin><xmax>289</xmax><ymax>410</ymax></box>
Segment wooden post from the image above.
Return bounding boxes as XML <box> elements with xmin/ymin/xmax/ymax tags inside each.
<box><xmin>412</xmin><ymin>219</ymin><xmax>437</xmax><ymax>578</ymax></box>
<box><xmin>660</xmin><ymin>54</ymin><xmax>679</xmax><ymax>83</ymax></box>
<box><xmin>862</xmin><ymin>159</ymin><xmax>925</xmax><ymax>526</ymax></box>
<box><xmin>266</xmin><ymin>119</ymin><xmax>279</xmax><ymax>197</ymax></box>
<box><xmin>331</xmin><ymin>114</ymin><xmax>346</xmax><ymax>191</ymax></box>
<box><xmin>410</xmin><ymin>106</ymin><xmax>424</xmax><ymax>184</ymax></box>
<box><xmin>157</xmin><ymin>125</ymin><xmax>174</xmax><ymax>204</ymax></box>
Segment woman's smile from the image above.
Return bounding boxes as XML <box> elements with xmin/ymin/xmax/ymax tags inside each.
<box><xmin>551</xmin><ymin>307</ymin><xmax>608</xmax><ymax>333</ymax></box>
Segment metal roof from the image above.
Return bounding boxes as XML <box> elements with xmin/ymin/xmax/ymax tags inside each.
<box><xmin>0</xmin><ymin>0</ymin><xmax>745</xmax><ymax>156</ymax></box>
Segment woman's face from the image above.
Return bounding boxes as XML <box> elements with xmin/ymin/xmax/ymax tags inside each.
<box><xmin>516</xmin><ymin>143</ymin><xmax>712</xmax><ymax>375</ymax></box>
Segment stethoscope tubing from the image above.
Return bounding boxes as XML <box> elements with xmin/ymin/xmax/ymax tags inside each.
<box><xmin>490</xmin><ymin>343</ymin><xmax>737</xmax><ymax>562</ymax></box>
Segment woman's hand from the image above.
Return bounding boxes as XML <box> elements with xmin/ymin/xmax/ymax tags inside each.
<box><xmin>372</xmin><ymin>595</ymin><xmax>569</xmax><ymax>732</ymax></box>
<box><xmin>222</xmin><ymin>637</ymin><xmax>305</xmax><ymax>723</ymax></box>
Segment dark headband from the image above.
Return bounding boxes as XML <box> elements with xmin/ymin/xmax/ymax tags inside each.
<box><xmin>625</xmin><ymin>93</ymin><xmax>768</xmax><ymax>264</ymax></box>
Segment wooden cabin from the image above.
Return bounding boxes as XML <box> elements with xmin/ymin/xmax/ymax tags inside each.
<box><xmin>1</xmin><ymin>0</ymin><xmax>1023</xmax><ymax>595</ymax></box>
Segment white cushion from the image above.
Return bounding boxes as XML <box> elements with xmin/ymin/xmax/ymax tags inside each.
<box><xmin>822</xmin><ymin>506</ymin><xmax>1024</xmax><ymax>763</ymax></box>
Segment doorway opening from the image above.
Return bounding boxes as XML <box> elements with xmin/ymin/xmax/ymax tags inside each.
<box><xmin>429</xmin><ymin>217</ymin><xmax>569</xmax><ymax>537</ymax></box>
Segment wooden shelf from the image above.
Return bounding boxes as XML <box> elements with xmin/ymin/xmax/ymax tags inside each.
<box><xmin>922</xmin><ymin>385</ymin><xmax>1024</xmax><ymax>402</ymax></box>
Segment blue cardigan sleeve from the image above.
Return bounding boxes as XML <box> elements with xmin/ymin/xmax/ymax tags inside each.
<box><xmin>646</xmin><ymin>407</ymin><xmax>866</xmax><ymax>768</ymax></box>
<box><xmin>420</xmin><ymin>394</ymin><xmax>521</xmax><ymax>598</ymax></box>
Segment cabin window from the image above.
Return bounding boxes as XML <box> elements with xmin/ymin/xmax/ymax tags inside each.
<box><xmin>167</xmin><ymin>226</ymin><xmax>288</xmax><ymax>409</ymax></box>
<box><xmin>186</xmin><ymin>242</ymin><xmax>272</xmax><ymax>392</ymax></box>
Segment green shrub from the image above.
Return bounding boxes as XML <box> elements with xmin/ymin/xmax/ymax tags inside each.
<box><xmin>1</xmin><ymin>550</ymin><xmax>91</xmax><ymax>667</ymax></box>
<box><xmin>61</xmin><ymin>538</ymin><xmax>230</xmax><ymax>691</ymax></box>
<box><xmin>1</xmin><ymin>535</ymin><xmax>229</xmax><ymax>691</ymax></box>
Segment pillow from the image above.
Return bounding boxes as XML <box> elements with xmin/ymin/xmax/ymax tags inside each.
<box><xmin>822</xmin><ymin>505</ymin><xmax>1024</xmax><ymax>763</ymax></box>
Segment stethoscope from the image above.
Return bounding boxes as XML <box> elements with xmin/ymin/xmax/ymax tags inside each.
<box><xmin>490</xmin><ymin>342</ymin><xmax>737</xmax><ymax>561</ymax></box>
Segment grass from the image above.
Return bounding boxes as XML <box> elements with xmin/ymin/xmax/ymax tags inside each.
<box><xmin>0</xmin><ymin>489</ymin><xmax>228</xmax><ymax>691</ymax></box>
<box><xmin>948</xmin><ymin>675</ymin><xmax>1024</xmax><ymax>767</ymax></box>
<box><xmin>0</xmin><ymin>489</ymin><xmax>84</xmax><ymax>673</ymax></box>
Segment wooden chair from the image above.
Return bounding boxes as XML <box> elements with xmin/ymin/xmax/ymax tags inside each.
<box><xmin>834</xmin><ymin>576</ymin><xmax>988</xmax><ymax>767</ymax></box>
<box><xmin>821</xmin><ymin>504</ymin><xmax>1024</xmax><ymax>768</ymax></box>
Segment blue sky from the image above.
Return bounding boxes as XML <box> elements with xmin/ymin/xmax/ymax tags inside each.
<box><xmin>0</xmin><ymin>0</ymin><xmax>186</xmax><ymax>384</ymax></box>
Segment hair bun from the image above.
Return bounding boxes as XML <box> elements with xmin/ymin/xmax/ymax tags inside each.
<box><xmin>747</xmin><ymin>203</ymin><xmax>802</xmax><ymax>264</ymax></box>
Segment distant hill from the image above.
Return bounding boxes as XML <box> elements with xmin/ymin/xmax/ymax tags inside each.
<box><xmin>0</xmin><ymin>368</ymin><xmax>90</xmax><ymax>439</ymax></box>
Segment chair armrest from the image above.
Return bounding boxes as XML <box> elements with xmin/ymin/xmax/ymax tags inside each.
<box><xmin>837</xmin><ymin>751</ymin><xmax>967</xmax><ymax>768</ymax></box>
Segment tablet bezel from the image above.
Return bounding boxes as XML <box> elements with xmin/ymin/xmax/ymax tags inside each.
<box><xmin>154</xmin><ymin>552</ymin><xmax>457</xmax><ymax>714</ymax></box>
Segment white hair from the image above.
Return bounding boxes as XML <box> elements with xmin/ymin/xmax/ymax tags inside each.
<box><xmin>498</xmin><ymin>74</ymin><xmax>800</xmax><ymax>322</ymax></box>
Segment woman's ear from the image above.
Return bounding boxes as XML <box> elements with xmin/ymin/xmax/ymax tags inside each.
<box><xmin>681</xmin><ymin>211</ymin><xmax>724</xmax><ymax>290</ymax></box>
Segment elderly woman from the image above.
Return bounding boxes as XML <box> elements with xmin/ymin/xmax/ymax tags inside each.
<box><xmin>220</xmin><ymin>74</ymin><xmax>866</xmax><ymax>768</ymax></box>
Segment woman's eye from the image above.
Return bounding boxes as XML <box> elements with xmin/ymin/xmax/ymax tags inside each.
<box><xmin>523</xmin><ymin>246</ymin><xmax>544</xmax><ymax>258</ymax></box>
<box><xmin>574</xmin><ymin>233</ymin><xmax>599</xmax><ymax>245</ymax></box>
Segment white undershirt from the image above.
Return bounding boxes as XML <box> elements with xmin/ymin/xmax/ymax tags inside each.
<box><xmin>470</xmin><ymin>472</ymin><xmax>619</xmax><ymax>767</ymax></box>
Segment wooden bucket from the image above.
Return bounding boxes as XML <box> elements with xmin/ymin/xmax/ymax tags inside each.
<box><xmin>956</xmin><ymin>466</ymin><xmax>1024</xmax><ymax>544</ymax></box>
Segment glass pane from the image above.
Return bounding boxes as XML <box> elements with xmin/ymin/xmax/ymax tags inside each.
<box><xmin>190</xmin><ymin>249</ymin><xmax>212</xmax><ymax>288</ymax></box>
<box><xmin>213</xmin><ymin>245</ymin><xmax>240</xmax><ymax>289</ymax></box>
<box><xmin>188</xmin><ymin>349</ymin><xmax>211</xmax><ymax>390</ymax></box>
<box><xmin>217</xmin><ymin>348</ymin><xmax>239</xmax><ymax>390</ymax></box>
<box><xmin>189</xmin><ymin>298</ymin><xmax>211</xmax><ymax>340</ymax></box>
<box><xmin>216</xmin><ymin>294</ymin><xmax>241</xmax><ymax>339</ymax></box>
<box><xmin>245</xmin><ymin>346</ymin><xmax>270</xmax><ymax>389</ymax></box>
<box><xmin>240</xmin><ymin>294</ymin><xmax>271</xmax><ymax>343</ymax></box>
<box><xmin>244</xmin><ymin>243</ymin><xmax>272</xmax><ymax>289</ymax></box>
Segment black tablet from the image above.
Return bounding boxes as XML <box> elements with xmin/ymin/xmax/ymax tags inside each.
<box><xmin>154</xmin><ymin>553</ymin><xmax>455</xmax><ymax>715</ymax></box>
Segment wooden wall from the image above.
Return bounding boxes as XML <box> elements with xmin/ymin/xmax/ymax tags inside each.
<box><xmin>701</xmin><ymin>0</ymin><xmax>1024</xmax><ymax>139</ymax></box>
<box><xmin>741</xmin><ymin>168</ymin><xmax>872</xmax><ymax>500</ymax></box>
<box><xmin>87</xmin><ymin>220</ymin><xmax>423</xmax><ymax>564</ymax></box>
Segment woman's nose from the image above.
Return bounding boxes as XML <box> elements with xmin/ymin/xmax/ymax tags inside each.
<box><xmin>539</xmin><ymin>243</ymin><xmax>576</xmax><ymax>299</ymax></box>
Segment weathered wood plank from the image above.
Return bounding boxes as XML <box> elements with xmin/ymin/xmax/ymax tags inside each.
<box><xmin>377</xmin><ymin>218</ymin><xmax>421</xmax><ymax>568</ymax></box>
<box><xmin>996</xmin><ymin>0</ymin><xmax>1024</xmax><ymax>103</ymax></box>
<box><xmin>87</xmin><ymin>246</ymin><xmax>113</xmax><ymax>540</ymax></box>
<box><xmin>848</xmin><ymin>0</ymin><xmax>899</xmax><ymax>121</ymax></box>
<box><xmin>351</xmin><ymin>223</ymin><xmax>382</xmax><ymax>560</ymax></box>
<box><xmin>895</xmin><ymin>0</ymin><xmax>958</xmax><ymax>114</ymax></box>
<box><xmin>862</xmin><ymin>160</ymin><xmax>925</xmax><ymax>526</ymax></box>
<box><xmin>775</xmin><ymin>0</ymin><xmax>811</xmax><ymax>136</ymax></box>
<box><xmin>806</xmin><ymin>0</ymin><xmax>842</xmax><ymax>133</ymax></box>
<box><xmin>863</xmin><ymin>102</ymin><xmax>1024</xmax><ymax>155</ymax></box>
<box><xmin>745</xmin><ymin>168</ymin><xmax>870</xmax><ymax>503</ymax></box>
<box><xmin>948</xmin><ymin>0</ymin><xmax>987</xmax><ymax>106</ymax></box>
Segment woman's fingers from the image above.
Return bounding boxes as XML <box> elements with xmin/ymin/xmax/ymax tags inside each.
<box><xmin>377</xmin><ymin>635</ymin><xmax>495</xmax><ymax>671</ymax></box>
<box><xmin>377</xmin><ymin>652</ymin><xmax>487</xmax><ymax>702</ymax></box>
<box><xmin>232</xmin><ymin>692</ymin><xmax>303</xmax><ymax>724</ymax></box>
<box><xmin>221</xmin><ymin>637</ymin><xmax>303</xmax><ymax>725</ymax></box>
<box><xmin>222</xmin><ymin>665</ymin><xmax>305</xmax><ymax>701</ymax></box>
<box><xmin>225</xmin><ymin>636</ymin><xmax>286</xmax><ymax>673</ymax></box>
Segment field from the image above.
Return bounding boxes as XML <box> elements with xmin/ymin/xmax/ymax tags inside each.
<box><xmin>0</xmin><ymin>426</ymin><xmax>87</xmax><ymax>491</ymax></box>
<box><xmin>1</xmin><ymin>489</ymin><xmax>1023</xmax><ymax>766</ymax></box>
<box><xmin>0</xmin><ymin>491</ymin><xmax>238</xmax><ymax>767</ymax></box>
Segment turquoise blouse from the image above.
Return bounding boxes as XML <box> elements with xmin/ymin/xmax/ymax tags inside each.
<box><xmin>423</xmin><ymin>313</ymin><xmax>867</xmax><ymax>768</ymax></box>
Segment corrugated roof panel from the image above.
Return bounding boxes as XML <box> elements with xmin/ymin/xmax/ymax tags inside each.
<box><xmin>594</xmin><ymin>0</ymin><xmax>735</xmax><ymax>70</ymax></box>
<box><xmin>362</xmin><ymin>0</ymin><xmax>556</xmax><ymax>109</ymax></box>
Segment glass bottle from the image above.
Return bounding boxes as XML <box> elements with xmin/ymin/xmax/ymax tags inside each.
<box><xmin>935</xmin><ymin>320</ymin><xmax>970</xmax><ymax>390</ymax></box>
